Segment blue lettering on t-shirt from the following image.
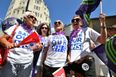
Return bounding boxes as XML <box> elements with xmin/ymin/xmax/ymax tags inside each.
<box><xmin>51</xmin><ymin>36</ymin><xmax>67</xmax><ymax>52</ymax></box>
<box><xmin>71</xmin><ymin>37</ymin><xmax>82</xmax><ymax>50</ymax></box>
<box><xmin>14</xmin><ymin>31</ymin><xmax>31</xmax><ymax>49</ymax></box>
<box><xmin>71</xmin><ymin>43</ymin><xmax>82</xmax><ymax>50</ymax></box>
<box><xmin>71</xmin><ymin>30</ymin><xmax>84</xmax><ymax>50</ymax></box>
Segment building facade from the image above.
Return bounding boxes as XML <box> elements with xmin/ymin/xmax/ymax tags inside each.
<box><xmin>5</xmin><ymin>0</ymin><xmax>50</xmax><ymax>26</ymax></box>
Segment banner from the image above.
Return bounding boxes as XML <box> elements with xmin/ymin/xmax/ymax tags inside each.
<box><xmin>18</xmin><ymin>32</ymin><xmax>40</xmax><ymax>46</ymax></box>
<box><xmin>52</xmin><ymin>67</ymin><xmax>66</xmax><ymax>77</ymax></box>
<box><xmin>1</xmin><ymin>17</ymin><xmax>22</xmax><ymax>32</ymax></box>
<box><xmin>92</xmin><ymin>35</ymin><xmax>116</xmax><ymax>73</ymax></box>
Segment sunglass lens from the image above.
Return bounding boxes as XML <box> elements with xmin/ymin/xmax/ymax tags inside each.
<box><xmin>72</xmin><ymin>19</ymin><xmax>80</xmax><ymax>23</ymax></box>
<box><xmin>42</xmin><ymin>27</ymin><xmax>48</xmax><ymax>29</ymax></box>
<box><xmin>54</xmin><ymin>21</ymin><xmax>61</xmax><ymax>25</ymax></box>
<box><xmin>28</xmin><ymin>15</ymin><xmax>36</xmax><ymax>21</ymax></box>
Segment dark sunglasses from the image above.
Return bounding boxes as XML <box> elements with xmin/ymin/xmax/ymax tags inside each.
<box><xmin>27</xmin><ymin>15</ymin><xmax>37</xmax><ymax>21</ymax></box>
<box><xmin>54</xmin><ymin>21</ymin><xmax>61</xmax><ymax>25</ymax></box>
<box><xmin>71</xmin><ymin>18</ymin><xmax>80</xmax><ymax>23</ymax></box>
<box><xmin>41</xmin><ymin>27</ymin><xmax>48</xmax><ymax>29</ymax></box>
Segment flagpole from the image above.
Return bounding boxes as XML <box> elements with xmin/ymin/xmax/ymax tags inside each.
<box><xmin>100</xmin><ymin>2</ymin><xmax>113</xmax><ymax>76</ymax></box>
<box><xmin>100</xmin><ymin>0</ymin><xmax>102</xmax><ymax>13</ymax></box>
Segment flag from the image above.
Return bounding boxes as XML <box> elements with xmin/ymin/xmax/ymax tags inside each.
<box><xmin>1</xmin><ymin>17</ymin><xmax>22</xmax><ymax>32</ymax></box>
<box><xmin>92</xmin><ymin>35</ymin><xmax>116</xmax><ymax>73</ymax></box>
<box><xmin>52</xmin><ymin>67</ymin><xmax>66</xmax><ymax>77</ymax></box>
<box><xmin>75</xmin><ymin>0</ymin><xmax>101</xmax><ymax>27</ymax></box>
<box><xmin>18</xmin><ymin>32</ymin><xmax>40</xmax><ymax>46</ymax></box>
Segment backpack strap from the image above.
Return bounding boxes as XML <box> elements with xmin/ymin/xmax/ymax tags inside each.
<box><xmin>8</xmin><ymin>25</ymin><xmax>19</xmax><ymax>43</ymax></box>
<box><xmin>11</xmin><ymin>25</ymin><xmax>19</xmax><ymax>37</ymax></box>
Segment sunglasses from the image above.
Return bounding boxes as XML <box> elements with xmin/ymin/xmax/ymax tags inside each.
<box><xmin>27</xmin><ymin>15</ymin><xmax>37</xmax><ymax>21</ymax></box>
<box><xmin>41</xmin><ymin>27</ymin><xmax>48</xmax><ymax>29</ymax></box>
<box><xmin>71</xmin><ymin>18</ymin><xmax>80</xmax><ymax>23</ymax></box>
<box><xmin>54</xmin><ymin>21</ymin><xmax>61</xmax><ymax>25</ymax></box>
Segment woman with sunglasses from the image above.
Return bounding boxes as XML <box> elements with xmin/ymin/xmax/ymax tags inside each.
<box><xmin>0</xmin><ymin>11</ymin><xmax>42</xmax><ymax>77</ymax></box>
<box><xmin>42</xmin><ymin>20</ymin><xmax>69</xmax><ymax>77</ymax></box>
<box><xmin>68</xmin><ymin>13</ymin><xmax>107</xmax><ymax>77</ymax></box>
<box><xmin>32</xmin><ymin>23</ymin><xmax>50</xmax><ymax>77</ymax></box>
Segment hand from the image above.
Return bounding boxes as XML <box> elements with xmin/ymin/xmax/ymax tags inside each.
<box><xmin>99</xmin><ymin>13</ymin><xmax>106</xmax><ymax>27</ymax></box>
<box><xmin>31</xmin><ymin>43</ymin><xmax>43</xmax><ymax>51</ymax></box>
<box><xmin>35</xmin><ymin>43</ymin><xmax>43</xmax><ymax>49</ymax></box>
<box><xmin>5</xmin><ymin>42</ymin><xmax>18</xmax><ymax>49</ymax></box>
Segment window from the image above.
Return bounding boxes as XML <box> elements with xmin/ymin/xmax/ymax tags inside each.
<box><xmin>13</xmin><ymin>10</ymin><xmax>15</xmax><ymax>14</ymax></box>
<box><xmin>35</xmin><ymin>0</ymin><xmax>41</xmax><ymax>4</ymax></box>
<box><xmin>17</xmin><ymin>10</ymin><xmax>19</xmax><ymax>14</ymax></box>
<box><xmin>22</xmin><ymin>10</ymin><xmax>24</xmax><ymax>14</ymax></box>
<box><xmin>35</xmin><ymin>12</ymin><xmax>37</xmax><ymax>16</ymax></box>
<box><xmin>34</xmin><ymin>5</ymin><xmax>39</xmax><ymax>10</ymax></box>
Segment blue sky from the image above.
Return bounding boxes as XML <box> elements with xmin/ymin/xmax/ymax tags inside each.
<box><xmin>44</xmin><ymin>0</ymin><xmax>116</xmax><ymax>25</ymax></box>
<box><xmin>0</xmin><ymin>0</ymin><xmax>116</xmax><ymax>26</ymax></box>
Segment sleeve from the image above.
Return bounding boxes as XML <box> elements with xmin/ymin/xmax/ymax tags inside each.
<box><xmin>4</xmin><ymin>25</ymin><xmax>17</xmax><ymax>37</ymax></box>
<box><xmin>89</xmin><ymin>28</ymin><xmax>101</xmax><ymax>42</ymax></box>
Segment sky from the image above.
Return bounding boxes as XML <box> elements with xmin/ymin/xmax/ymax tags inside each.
<box><xmin>44</xmin><ymin>0</ymin><xmax>116</xmax><ymax>25</ymax></box>
<box><xmin>0</xmin><ymin>0</ymin><xmax>116</xmax><ymax>26</ymax></box>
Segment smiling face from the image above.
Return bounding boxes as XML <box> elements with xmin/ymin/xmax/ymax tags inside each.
<box><xmin>23</xmin><ymin>11</ymin><xmax>37</xmax><ymax>28</ymax></box>
<box><xmin>41</xmin><ymin>24</ymin><xmax>49</xmax><ymax>36</ymax></box>
<box><xmin>54</xmin><ymin>20</ymin><xmax>64</xmax><ymax>32</ymax></box>
<box><xmin>24</xmin><ymin>15</ymin><xmax>37</xmax><ymax>28</ymax></box>
<box><xmin>71</xmin><ymin>15</ymin><xmax>82</xmax><ymax>30</ymax></box>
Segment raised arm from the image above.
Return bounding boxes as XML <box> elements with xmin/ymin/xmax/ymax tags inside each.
<box><xmin>97</xmin><ymin>13</ymin><xmax>107</xmax><ymax>44</ymax></box>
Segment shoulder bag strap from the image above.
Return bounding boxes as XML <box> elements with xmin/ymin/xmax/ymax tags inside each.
<box><xmin>8</xmin><ymin>25</ymin><xmax>19</xmax><ymax>43</ymax></box>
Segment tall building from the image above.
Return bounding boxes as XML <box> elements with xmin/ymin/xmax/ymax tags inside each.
<box><xmin>5</xmin><ymin>0</ymin><xmax>51</xmax><ymax>26</ymax></box>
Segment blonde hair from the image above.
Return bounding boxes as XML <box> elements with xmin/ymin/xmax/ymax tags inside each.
<box><xmin>23</xmin><ymin>11</ymin><xmax>37</xmax><ymax>21</ymax></box>
<box><xmin>54</xmin><ymin>20</ymin><xmax>64</xmax><ymax>31</ymax></box>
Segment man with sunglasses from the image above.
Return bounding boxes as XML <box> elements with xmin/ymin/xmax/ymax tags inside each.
<box><xmin>68</xmin><ymin>13</ymin><xmax>107</xmax><ymax>77</ymax></box>
<box><xmin>0</xmin><ymin>11</ymin><xmax>42</xmax><ymax>77</ymax></box>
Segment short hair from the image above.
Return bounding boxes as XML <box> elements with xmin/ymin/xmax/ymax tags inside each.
<box><xmin>23</xmin><ymin>11</ymin><xmax>37</xmax><ymax>21</ymax></box>
<box><xmin>54</xmin><ymin>20</ymin><xmax>64</xmax><ymax>31</ymax></box>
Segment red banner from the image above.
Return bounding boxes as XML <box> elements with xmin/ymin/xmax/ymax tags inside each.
<box><xmin>53</xmin><ymin>67</ymin><xmax>66</xmax><ymax>77</ymax></box>
<box><xmin>18</xmin><ymin>32</ymin><xmax>40</xmax><ymax>46</ymax></box>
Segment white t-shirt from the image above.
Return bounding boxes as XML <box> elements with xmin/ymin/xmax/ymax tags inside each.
<box><xmin>44</xmin><ymin>34</ymin><xmax>68</xmax><ymax>67</ymax></box>
<box><xmin>5</xmin><ymin>25</ymin><xmax>36</xmax><ymax>64</ymax></box>
<box><xmin>70</xmin><ymin>27</ymin><xmax>100</xmax><ymax>62</ymax></box>
<box><xmin>36</xmin><ymin>36</ymin><xmax>48</xmax><ymax>66</ymax></box>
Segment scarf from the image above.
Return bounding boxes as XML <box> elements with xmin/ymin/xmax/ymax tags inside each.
<box><xmin>69</xmin><ymin>28</ymin><xmax>81</xmax><ymax>47</ymax></box>
<box><xmin>22</xmin><ymin>23</ymin><xmax>33</xmax><ymax>33</ymax></box>
<box><xmin>70</xmin><ymin>28</ymin><xmax>81</xmax><ymax>38</ymax></box>
<box><xmin>52</xmin><ymin>31</ymin><xmax>64</xmax><ymax>35</ymax></box>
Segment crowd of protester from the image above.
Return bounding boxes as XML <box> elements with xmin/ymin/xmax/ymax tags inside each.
<box><xmin>0</xmin><ymin>11</ymin><xmax>116</xmax><ymax>77</ymax></box>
